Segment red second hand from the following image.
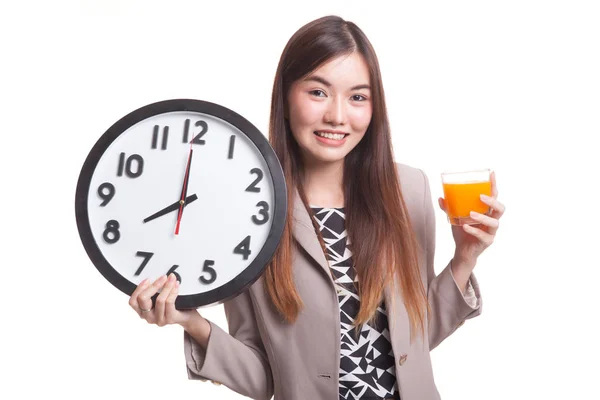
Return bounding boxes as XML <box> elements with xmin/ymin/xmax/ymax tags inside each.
<box><xmin>175</xmin><ymin>142</ymin><xmax>193</xmax><ymax>235</ymax></box>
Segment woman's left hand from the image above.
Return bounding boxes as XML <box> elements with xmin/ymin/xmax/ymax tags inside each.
<box><xmin>438</xmin><ymin>171</ymin><xmax>506</xmax><ymax>267</ymax></box>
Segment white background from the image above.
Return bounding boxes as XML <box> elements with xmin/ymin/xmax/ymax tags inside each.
<box><xmin>2</xmin><ymin>1</ymin><xmax>599</xmax><ymax>399</ymax></box>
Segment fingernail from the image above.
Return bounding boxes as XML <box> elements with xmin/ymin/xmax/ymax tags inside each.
<box><xmin>480</xmin><ymin>194</ymin><xmax>489</xmax><ymax>201</ymax></box>
<box><xmin>139</xmin><ymin>279</ymin><xmax>148</xmax><ymax>286</ymax></box>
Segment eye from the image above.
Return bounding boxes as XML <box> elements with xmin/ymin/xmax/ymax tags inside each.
<box><xmin>309</xmin><ymin>89</ymin><xmax>326</xmax><ymax>97</ymax></box>
<box><xmin>351</xmin><ymin>94</ymin><xmax>367</xmax><ymax>101</ymax></box>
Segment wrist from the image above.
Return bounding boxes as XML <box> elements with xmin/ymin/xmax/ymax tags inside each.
<box><xmin>179</xmin><ymin>309</ymin><xmax>203</xmax><ymax>331</ymax></box>
<box><xmin>451</xmin><ymin>255</ymin><xmax>476</xmax><ymax>273</ymax></box>
<box><xmin>180</xmin><ymin>311</ymin><xmax>211</xmax><ymax>350</ymax></box>
<box><xmin>451</xmin><ymin>257</ymin><xmax>476</xmax><ymax>295</ymax></box>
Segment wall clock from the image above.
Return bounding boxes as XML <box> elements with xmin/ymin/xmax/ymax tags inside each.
<box><xmin>75</xmin><ymin>99</ymin><xmax>286</xmax><ymax>309</ymax></box>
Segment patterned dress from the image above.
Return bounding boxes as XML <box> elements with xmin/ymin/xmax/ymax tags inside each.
<box><xmin>311</xmin><ymin>206</ymin><xmax>400</xmax><ymax>400</ymax></box>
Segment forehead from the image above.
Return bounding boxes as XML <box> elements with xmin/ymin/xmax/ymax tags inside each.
<box><xmin>304</xmin><ymin>52</ymin><xmax>370</xmax><ymax>86</ymax></box>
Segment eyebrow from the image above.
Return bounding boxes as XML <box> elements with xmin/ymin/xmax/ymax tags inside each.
<box><xmin>305</xmin><ymin>75</ymin><xmax>371</xmax><ymax>91</ymax></box>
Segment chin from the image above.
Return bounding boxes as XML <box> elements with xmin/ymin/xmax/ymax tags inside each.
<box><xmin>305</xmin><ymin>150</ymin><xmax>349</xmax><ymax>165</ymax></box>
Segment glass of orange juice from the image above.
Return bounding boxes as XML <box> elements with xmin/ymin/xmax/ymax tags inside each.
<box><xmin>441</xmin><ymin>169</ymin><xmax>492</xmax><ymax>225</ymax></box>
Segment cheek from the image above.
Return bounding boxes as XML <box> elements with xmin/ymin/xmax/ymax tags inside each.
<box><xmin>289</xmin><ymin>95</ymin><xmax>323</xmax><ymax>130</ymax></box>
<box><xmin>349</xmin><ymin>106</ymin><xmax>373</xmax><ymax>133</ymax></box>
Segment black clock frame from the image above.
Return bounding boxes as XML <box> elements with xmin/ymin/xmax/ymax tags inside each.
<box><xmin>75</xmin><ymin>99</ymin><xmax>287</xmax><ymax>309</ymax></box>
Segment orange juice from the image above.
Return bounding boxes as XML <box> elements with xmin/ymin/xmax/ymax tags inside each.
<box><xmin>442</xmin><ymin>180</ymin><xmax>491</xmax><ymax>225</ymax></box>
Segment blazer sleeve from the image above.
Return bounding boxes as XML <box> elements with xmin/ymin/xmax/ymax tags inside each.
<box><xmin>183</xmin><ymin>287</ymin><xmax>274</xmax><ymax>400</ymax></box>
<box><xmin>420</xmin><ymin>169</ymin><xmax>483</xmax><ymax>350</ymax></box>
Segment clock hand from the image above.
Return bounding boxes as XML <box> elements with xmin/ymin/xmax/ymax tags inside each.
<box><xmin>175</xmin><ymin>145</ymin><xmax>194</xmax><ymax>235</ymax></box>
<box><xmin>143</xmin><ymin>194</ymin><xmax>198</xmax><ymax>223</ymax></box>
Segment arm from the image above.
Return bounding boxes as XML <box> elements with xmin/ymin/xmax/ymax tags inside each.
<box><xmin>183</xmin><ymin>288</ymin><xmax>274</xmax><ymax>400</ymax></box>
<box><xmin>421</xmin><ymin>169</ymin><xmax>482</xmax><ymax>350</ymax></box>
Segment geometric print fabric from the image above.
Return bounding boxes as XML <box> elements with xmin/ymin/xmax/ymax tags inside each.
<box><xmin>311</xmin><ymin>207</ymin><xmax>400</xmax><ymax>400</ymax></box>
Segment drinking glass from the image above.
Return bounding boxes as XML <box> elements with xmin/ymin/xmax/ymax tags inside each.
<box><xmin>441</xmin><ymin>169</ymin><xmax>492</xmax><ymax>225</ymax></box>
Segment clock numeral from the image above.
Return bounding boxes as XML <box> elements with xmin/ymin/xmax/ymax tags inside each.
<box><xmin>103</xmin><ymin>220</ymin><xmax>120</xmax><ymax>244</ymax></box>
<box><xmin>252</xmin><ymin>201</ymin><xmax>270</xmax><ymax>225</ymax></box>
<box><xmin>117</xmin><ymin>152</ymin><xmax>144</xmax><ymax>178</ymax></box>
<box><xmin>167</xmin><ymin>265</ymin><xmax>182</xmax><ymax>283</ymax></box>
<box><xmin>234</xmin><ymin>235</ymin><xmax>252</xmax><ymax>260</ymax></box>
<box><xmin>183</xmin><ymin>119</ymin><xmax>208</xmax><ymax>145</ymax></box>
<box><xmin>134</xmin><ymin>251</ymin><xmax>154</xmax><ymax>275</ymax></box>
<box><xmin>151</xmin><ymin>125</ymin><xmax>169</xmax><ymax>150</ymax></box>
<box><xmin>228</xmin><ymin>135</ymin><xmax>235</xmax><ymax>159</ymax></box>
<box><xmin>98</xmin><ymin>182</ymin><xmax>115</xmax><ymax>206</ymax></box>
<box><xmin>199</xmin><ymin>260</ymin><xmax>217</xmax><ymax>285</ymax></box>
<box><xmin>245</xmin><ymin>168</ymin><xmax>263</xmax><ymax>193</ymax></box>
<box><xmin>183</xmin><ymin>119</ymin><xmax>191</xmax><ymax>142</ymax></box>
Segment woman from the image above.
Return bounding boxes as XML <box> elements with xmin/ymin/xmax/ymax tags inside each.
<box><xmin>129</xmin><ymin>15</ymin><xmax>505</xmax><ymax>400</ymax></box>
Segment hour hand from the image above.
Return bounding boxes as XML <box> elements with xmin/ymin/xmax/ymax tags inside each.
<box><xmin>143</xmin><ymin>194</ymin><xmax>198</xmax><ymax>223</ymax></box>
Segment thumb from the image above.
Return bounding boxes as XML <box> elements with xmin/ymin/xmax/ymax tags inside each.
<box><xmin>438</xmin><ymin>197</ymin><xmax>447</xmax><ymax>213</ymax></box>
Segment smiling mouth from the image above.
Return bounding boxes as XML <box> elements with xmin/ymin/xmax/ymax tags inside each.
<box><xmin>313</xmin><ymin>131</ymin><xmax>349</xmax><ymax>140</ymax></box>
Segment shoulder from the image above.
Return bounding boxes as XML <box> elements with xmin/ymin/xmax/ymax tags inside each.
<box><xmin>394</xmin><ymin>162</ymin><xmax>429</xmax><ymax>209</ymax></box>
<box><xmin>395</xmin><ymin>162</ymin><xmax>425</xmax><ymax>183</ymax></box>
<box><xmin>394</xmin><ymin>162</ymin><xmax>434</xmax><ymax>245</ymax></box>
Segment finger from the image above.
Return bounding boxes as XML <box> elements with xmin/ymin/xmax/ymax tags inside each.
<box><xmin>131</xmin><ymin>278</ymin><xmax>149</xmax><ymax>298</ymax></box>
<box><xmin>462</xmin><ymin>224</ymin><xmax>494</xmax><ymax>247</ymax></box>
<box><xmin>480</xmin><ymin>194</ymin><xmax>506</xmax><ymax>218</ymax></box>
<box><xmin>155</xmin><ymin>274</ymin><xmax>176</xmax><ymax>326</ymax></box>
<box><xmin>491</xmin><ymin>171</ymin><xmax>498</xmax><ymax>198</ymax></box>
<box><xmin>438</xmin><ymin>197</ymin><xmax>447</xmax><ymax>213</ymax></box>
<box><xmin>129</xmin><ymin>279</ymin><xmax>149</xmax><ymax>315</ymax></box>
<box><xmin>138</xmin><ymin>275</ymin><xmax>167</xmax><ymax>314</ymax></box>
<box><xmin>165</xmin><ymin>280</ymin><xmax>180</xmax><ymax>323</ymax></box>
<box><xmin>470</xmin><ymin>211</ymin><xmax>499</xmax><ymax>235</ymax></box>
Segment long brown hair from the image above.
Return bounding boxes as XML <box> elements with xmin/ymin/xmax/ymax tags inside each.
<box><xmin>264</xmin><ymin>15</ymin><xmax>429</xmax><ymax>341</ymax></box>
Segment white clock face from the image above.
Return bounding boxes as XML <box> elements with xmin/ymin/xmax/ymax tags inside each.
<box><xmin>80</xmin><ymin>105</ymin><xmax>282</xmax><ymax>304</ymax></box>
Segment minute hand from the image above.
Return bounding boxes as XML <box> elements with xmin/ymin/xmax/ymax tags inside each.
<box><xmin>175</xmin><ymin>147</ymin><xmax>194</xmax><ymax>235</ymax></box>
<box><xmin>143</xmin><ymin>194</ymin><xmax>198</xmax><ymax>223</ymax></box>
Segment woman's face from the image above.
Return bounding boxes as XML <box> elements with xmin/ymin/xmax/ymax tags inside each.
<box><xmin>287</xmin><ymin>52</ymin><xmax>372</xmax><ymax>167</ymax></box>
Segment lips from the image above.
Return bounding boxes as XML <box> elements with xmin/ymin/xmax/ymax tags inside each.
<box><xmin>312</xmin><ymin>131</ymin><xmax>349</xmax><ymax>147</ymax></box>
<box><xmin>313</xmin><ymin>131</ymin><xmax>349</xmax><ymax>140</ymax></box>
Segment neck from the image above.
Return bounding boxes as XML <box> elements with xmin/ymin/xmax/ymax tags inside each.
<box><xmin>302</xmin><ymin>159</ymin><xmax>345</xmax><ymax>208</ymax></box>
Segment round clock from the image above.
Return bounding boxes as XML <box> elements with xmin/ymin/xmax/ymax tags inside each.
<box><xmin>75</xmin><ymin>99</ymin><xmax>287</xmax><ymax>309</ymax></box>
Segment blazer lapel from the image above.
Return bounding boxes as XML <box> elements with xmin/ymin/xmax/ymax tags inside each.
<box><xmin>290</xmin><ymin>187</ymin><xmax>333</xmax><ymax>282</ymax></box>
<box><xmin>290</xmin><ymin>186</ymin><xmax>411</xmax><ymax>352</ymax></box>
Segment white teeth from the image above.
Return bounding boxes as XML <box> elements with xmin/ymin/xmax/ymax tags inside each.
<box><xmin>315</xmin><ymin>131</ymin><xmax>346</xmax><ymax>140</ymax></box>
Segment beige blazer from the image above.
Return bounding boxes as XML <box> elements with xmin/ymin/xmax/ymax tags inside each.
<box><xmin>183</xmin><ymin>163</ymin><xmax>482</xmax><ymax>400</ymax></box>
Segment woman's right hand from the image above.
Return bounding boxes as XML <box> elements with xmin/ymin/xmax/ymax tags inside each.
<box><xmin>129</xmin><ymin>273</ymin><xmax>198</xmax><ymax>327</ymax></box>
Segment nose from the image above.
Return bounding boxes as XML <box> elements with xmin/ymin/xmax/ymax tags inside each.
<box><xmin>324</xmin><ymin>96</ymin><xmax>346</xmax><ymax>126</ymax></box>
